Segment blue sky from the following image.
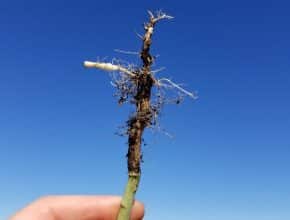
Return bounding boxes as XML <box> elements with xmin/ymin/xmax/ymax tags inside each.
<box><xmin>1</xmin><ymin>0</ymin><xmax>290</xmax><ymax>219</ymax></box>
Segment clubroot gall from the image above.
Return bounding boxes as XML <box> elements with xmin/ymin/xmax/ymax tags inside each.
<box><xmin>84</xmin><ymin>10</ymin><xmax>196</xmax><ymax>220</ymax></box>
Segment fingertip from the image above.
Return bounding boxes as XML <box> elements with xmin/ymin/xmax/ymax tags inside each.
<box><xmin>130</xmin><ymin>200</ymin><xmax>145</xmax><ymax>220</ymax></box>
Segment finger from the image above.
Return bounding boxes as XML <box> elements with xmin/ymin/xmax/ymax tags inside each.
<box><xmin>45</xmin><ymin>195</ymin><xmax>144</xmax><ymax>220</ymax></box>
<box><xmin>11</xmin><ymin>195</ymin><xmax>144</xmax><ymax>220</ymax></box>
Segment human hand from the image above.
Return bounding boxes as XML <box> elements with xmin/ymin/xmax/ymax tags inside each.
<box><xmin>10</xmin><ymin>195</ymin><xmax>144</xmax><ymax>220</ymax></box>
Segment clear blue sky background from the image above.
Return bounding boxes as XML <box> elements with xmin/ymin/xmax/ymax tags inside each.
<box><xmin>1</xmin><ymin>0</ymin><xmax>290</xmax><ymax>219</ymax></box>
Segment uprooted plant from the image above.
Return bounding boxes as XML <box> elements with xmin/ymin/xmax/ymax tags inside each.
<box><xmin>83</xmin><ymin>10</ymin><xmax>196</xmax><ymax>220</ymax></box>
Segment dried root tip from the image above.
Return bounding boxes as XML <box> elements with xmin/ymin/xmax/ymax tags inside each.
<box><xmin>147</xmin><ymin>10</ymin><xmax>174</xmax><ymax>24</ymax></box>
<box><xmin>114</xmin><ymin>49</ymin><xmax>139</xmax><ymax>55</ymax></box>
<box><xmin>84</xmin><ymin>61</ymin><xmax>135</xmax><ymax>77</ymax></box>
<box><xmin>157</xmin><ymin>78</ymin><xmax>197</xmax><ymax>99</ymax></box>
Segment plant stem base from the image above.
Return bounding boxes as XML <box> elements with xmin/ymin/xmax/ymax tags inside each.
<box><xmin>117</xmin><ymin>173</ymin><xmax>140</xmax><ymax>220</ymax></box>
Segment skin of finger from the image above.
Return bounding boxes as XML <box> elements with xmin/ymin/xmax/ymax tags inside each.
<box><xmin>10</xmin><ymin>195</ymin><xmax>144</xmax><ymax>220</ymax></box>
<box><xmin>10</xmin><ymin>199</ymin><xmax>55</xmax><ymax>220</ymax></box>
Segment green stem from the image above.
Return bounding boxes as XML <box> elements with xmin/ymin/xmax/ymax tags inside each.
<box><xmin>117</xmin><ymin>173</ymin><xmax>141</xmax><ymax>220</ymax></box>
